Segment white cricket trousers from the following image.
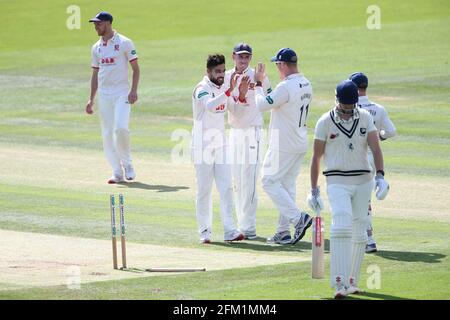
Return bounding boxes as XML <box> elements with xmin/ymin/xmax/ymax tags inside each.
<box><xmin>327</xmin><ymin>179</ymin><xmax>373</xmax><ymax>288</ymax></box>
<box><xmin>194</xmin><ymin>147</ymin><xmax>238</xmax><ymax>240</ymax></box>
<box><xmin>261</xmin><ymin>149</ymin><xmax>306</xmax><ymax>233</ymax></box>
<box><xmin>98</xmin><ymin>93</ymin><xmax>133</xmax><ymax>175</ymax></box>
<box><xmin>229</xmin><ymin>127</ymin><xmax>263</xmax><ymax>236</ymax></box>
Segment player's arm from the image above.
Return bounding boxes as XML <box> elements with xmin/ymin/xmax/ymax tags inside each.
<box><xmin>254</xmin><ymin>63</ymin><xmax>288</xmax><ymax>111</ymax></box>
<box><xmin>86</xmin><ymin>67</ymin><xmax>99</xmax><ymax>115</ymax></box>
<box><xmin>128</xmin><ymin>59</ymin><xmax>140</xmax><ymax>104</ymax></box>
<box><xmin>255</xmin><ymin>84</ymin><xmax>288</xmax><ymax>112</ymax></box>
<box><xmin>195</xmin><ymin>86</ymin><xmax>230</xmax><ymax>113</ymax></box>
<box><xmin>368</xmin><ymin>131</ymin><xmax>384</xmax><ymax>173</ymax></box>
<box><xmin>368</xmin><ymin>130</ymin><xmax>390</xmax><ymax>200</ymax></box>
<box><xmin>310</xmin><ymin>139</ymin><xmax>325</xmax><ymax>189</ymax></box>
<box><xmin>124</xmin><ymin>40</ymin><xmax>139</xmax><ymax>104</ymax></box>
<box><xmin>379</xmin><ymin>108</ymin><xmax>396</xmax><ymax>140</ymax></box>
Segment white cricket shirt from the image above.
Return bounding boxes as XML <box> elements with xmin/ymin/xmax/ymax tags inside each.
<box><xmin>358</xmin><ymin>96</ymin><xmax>396</xmax><ymax>140</ymax></box>
<box><xmin>225</xmin><ymin>67</ymin><xmax>271</xmax><ymax>129</ymax></box>
<box><xmin>91</xmin><ymin>31</ymin><xmax>138</xmax><ymax>95</ymax></box>
<box><xmin>192</xmin><ymin>76</ymin><xmax>233</xmax><ymax>150</ymax></box>
<box><xmin>314</xmin><ymin>107</ymin><xmax>377</xmax><ymax>184</ymax></box>
<box><xmin>255</xmin><ymin>73</ymin><xmax>312</xmax><ymax>153</ymax></box>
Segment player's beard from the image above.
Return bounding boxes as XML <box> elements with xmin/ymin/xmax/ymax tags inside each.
<box><xmin>211</xmin><ymin>76</ymin><xmax>224</xmax><ymax>86</ymax></box>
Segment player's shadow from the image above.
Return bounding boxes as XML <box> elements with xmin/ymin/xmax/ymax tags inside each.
<box><xmin>374</xmin><ymin>250</ymin><xmax>445</xmax><ymax>263</ymax></box>
<box><xmin>117</xmin><ymin>182</ymin><xmax>189</xmax><ymax>193</ymax></box>
<box><xmin>209</xmin><ymin>237</ymin><xmax>330</xmax><ymax>253</ymax></box>
<box><xmin>323</xmin><ymin>292</ymin><xmax>414</xmax><ymax>300</ymax></box>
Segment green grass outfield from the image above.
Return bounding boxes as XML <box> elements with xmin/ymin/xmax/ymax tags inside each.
<box><xmin>0</xmin><ymin>0</ymin><xmax>449</xmax><ymax>300</ymax></box>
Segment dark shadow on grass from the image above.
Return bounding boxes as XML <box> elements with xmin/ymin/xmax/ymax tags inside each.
<box><xmin>117</xmin><ymin>182</ymin><xmax>189</xmax><ymax>193</ymax></box>
<box><xmin>208</xmin><ymin>237</ymin><xmax>327</xmax><ymax>253</ymax></box>
<box><xmin>322</xmin><ymin>291</ymin><xmax>414</xmax><ymax>300</ymax></box>
<box><xmin>208</xmin><ymin>237</ymin><xmax>330</xmax><ymax>253</ymax></box>
<box><xmin>374</xmin><ymin>250</ymin><xmax>445</xmax><ymax>263</ymax></box>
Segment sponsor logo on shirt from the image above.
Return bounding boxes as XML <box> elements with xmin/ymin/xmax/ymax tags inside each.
<box><xmin>215</xmin><ymin>104</ymin><xmax>225</xmax><ymax>111</ymax></box>
<box><xmin>131</xmin><ymin>49</ymin><xmax>137</xmax><ymax>55</ymax></box>
<box><xmin>101</xmin><ymin>57</ymin><xmax>116</xmax><ymax>64</ymax></box>
<box><xmin>197</xmin><ymin>92</ymin><xmax>208</xmax><ymax>99</ymax></box>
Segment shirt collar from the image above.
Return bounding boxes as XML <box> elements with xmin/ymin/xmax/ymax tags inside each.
<box><xmin>358</xmin><ymin>95</ymin><xmax>370</xmax><ymax>105</ymax></box>
<box><xmin>101</xmin><ymin>31</ymin><xmax>118</xmax><ymax>46</ymax></box>
<box><xmin>332</xmin><ymin>106</ymin><xmax>360</xmax><ymax>123</ymax></box>
<box><xmin>284</xmin><ymin>73</ymin><xmax>301</xmax><ymax>81</ymax></box>
<box><xmin>204</xmin><ymin>76</ymin><xmax>222</xmax><ymax>90</ymax></box>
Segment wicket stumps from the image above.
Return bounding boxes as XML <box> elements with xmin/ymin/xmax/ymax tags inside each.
<box><xmin>110</xmin><ymin>194</ymin><xmax>127</xmax><ymax>270</ymax></box>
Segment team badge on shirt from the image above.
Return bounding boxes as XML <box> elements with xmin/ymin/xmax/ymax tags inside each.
<box><xmin>360</xmin><ymin>128</ymin><xmax>367</xmax><ymax>135</ymax></box>
<box><xmin>330</xmin><ymin>133</ymin><xmax>339</xmax><ymax>139</ymax></box>
<box><xmin>114</xmin><ymin>44</ymin><xmax>120</xmax><ymax>51</ymax></box>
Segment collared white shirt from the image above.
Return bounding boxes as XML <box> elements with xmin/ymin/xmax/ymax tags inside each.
<box><xmin>91</xmin><ymin>31</ymin><xmax>138</xmax><ymax>95</ymax></box>
<box><xmin>358</xmin><ymin>96</ymin><xmax>396</xmax><ymax>140</ymax></box>
<box><xmin>314</xmin><ymin>107</ymin><xmax>377</xmax><ymax>184</ymax></box>
<box><xmin>192</xmin><ymin>76</ymin><xmax>234</xmax><ymax>150</ymax></box>
<box><xmin>255</xmin><ymin>73</ymin><xmax>312</xmax><ymax>153</ymax></box>
<box><xmin>225</xmin><ymin>67</ymin><xmax>271</xmax><ymax>128</ymax></box>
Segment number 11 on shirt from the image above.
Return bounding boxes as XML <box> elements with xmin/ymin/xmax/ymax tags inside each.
<box><xmin>299</xmin><ymin>104</ymin><xmax>309</xmax><ymax>127</ymax></box>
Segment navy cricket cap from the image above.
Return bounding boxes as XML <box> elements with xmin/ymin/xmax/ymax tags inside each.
<box><xmin>233</xmin><ymin>43</ymin><xmax>252</xmax><ymax>55</ymax></box>
<box><xmin>349</xmin><ymin>72</ymin><xmax>369</xmax><ymax>88</ymax></box>
<box><xmin>336</xmin><ymin>80</ymin><xmax>359</xmax><ymax>104</ymax></box>
<box><xmin>89</xmin><ymin>11</ymin><xmax>113</xmax><ymax>23</ymax></box>
<box><xmin>270</xmin><ymin>48</ymin><xmax>298</xmax><ymax>63</ymax></box>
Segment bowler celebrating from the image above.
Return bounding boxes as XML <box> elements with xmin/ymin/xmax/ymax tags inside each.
<box><xmin>85</xmin><ymin>12</ymin><xmax>140</xmax><ymax>184</ymax></box>
<box><xmin>192</xmin><ymin>54</ymin><xmax>244</xmax><ymax>243</ymax></box>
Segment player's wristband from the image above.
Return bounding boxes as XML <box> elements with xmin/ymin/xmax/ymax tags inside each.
<box><xmin>238</xmin><ymin>97</ymin><xmax>247</xmax><ymax>103</ymax></box>
<box><xmin>256</xmin><ymin>81</ymin><xmax>262</xmax><ymax>87</ymax></box>
<box><xmin>225</xmin><ymin>90</ymin><xmax>231</xmax><ymax>97</ymax></box>
<box><xmin>376</xmin><ymin>170</ymin><xmax>385</xmax><ymax>177</ymax></box>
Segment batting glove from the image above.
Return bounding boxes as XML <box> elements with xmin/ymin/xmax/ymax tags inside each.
<box><xmin>307</xmin><ymin>187</ymin><xmax>324</xmax><ymax>213</ymax></box>
<box><xmin>375</xmin><ymin>173</ymin><xmax>389</xmax><ymax>200</ymax></box>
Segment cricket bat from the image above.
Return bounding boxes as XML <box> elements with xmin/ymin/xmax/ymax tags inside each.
<box><xmin>312</xmin><ymin>209</ymin><xmax>325</xmax><ymax>279</ymax></box>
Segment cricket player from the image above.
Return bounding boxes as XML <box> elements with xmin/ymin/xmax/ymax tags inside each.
<box><xmin>349</xmin><ymin>72</ymin><xmax>396</xmax><ymax>253</ymax></box>
<box><xmin>224</xmin><ymin>43</ymin><xmax>271</xmax><ymax>240</ymax></box>
<box><xmin>85</xmin><ymin>12</ymin><xmax>139</xmax><ymax>184</ymax></box>
<box><xmin>192</xmin><ymin>54</ymin><xmax>244</xmax><ymax>243</ymax></box>
<box><xmin>252</xmin><ymin>48</ymin><xmax>313</xmax><ymax>245</ymax></box>
<box><xmin>308</xmin><ymin>79</ymin><xmax>389</xmax><ymax>299</ymax></box>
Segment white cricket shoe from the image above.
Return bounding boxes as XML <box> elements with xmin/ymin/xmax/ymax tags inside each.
<box><xmin>333</xmin><ymin>276</ymin><xmax>348</xmax><ymax>299</ymax></box>
<box><xmin>224</xmin><ymin>230</ymin><xmax>245</xmax><ymax>242</ymax></box>
<box><xmin>107</xmin><ymin>174</ymin><xmax>124</xmax><ymax>184</ymax></box>
<box><xmin>199</xmin><ymin>229</ymin><xmax>211</xmax><ymax>244</ymax></box>
<box><xmin>347</xmin><ymin>277</ymin><xmax>364</xmax><ymax>295</ymax></box>
<box><xmin>124</xmin><ymin>164</ymin><xmax>136</xmax><ymax>181</ymax></box>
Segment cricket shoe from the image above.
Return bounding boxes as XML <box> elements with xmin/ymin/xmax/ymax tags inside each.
<box><xmin>107</xmin><ymin>174</ymin><xmax>125</xmax><ymax>184</ymax></box>
<box><xmin>366</xmin><ymin>243</ymin><xmax>378</xmax><ymax>253</ymax></box>
<box><xmin>333</xmin><ymin>276</ymin><xmax>348</xmax><ymax>299</ymax></box>
<box><xmin>199</xmin><ymin>229</ymin><xmax>211</xmax><ymax>244</ymax></box>
<box><xmin>292</xmin><ymin>212</ymin><xmax>313</xmax><ymax>245</ymax></box>
<box><xmin>347</xmin><ymin>277</ymin><xmax>364</xmax><ymax>295</ymax></box>
<box><xmin>243</xmin><ymin>232</ymin><xmax>257</xmax><ymax>240</ymax></box>
<box><xmin>225</xmin><ymin>231</ymin><xmax>245</xmax><ymax>242</ymax></box>
<box><xmin>123</xmin><ymin>164</ymin><xmax>136</xmax><ymax>181</ymax></box>
<box><xmin>266</xmin><ymin>231</ymin><xmax>292</xmax><ymax>245</ymax></box>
